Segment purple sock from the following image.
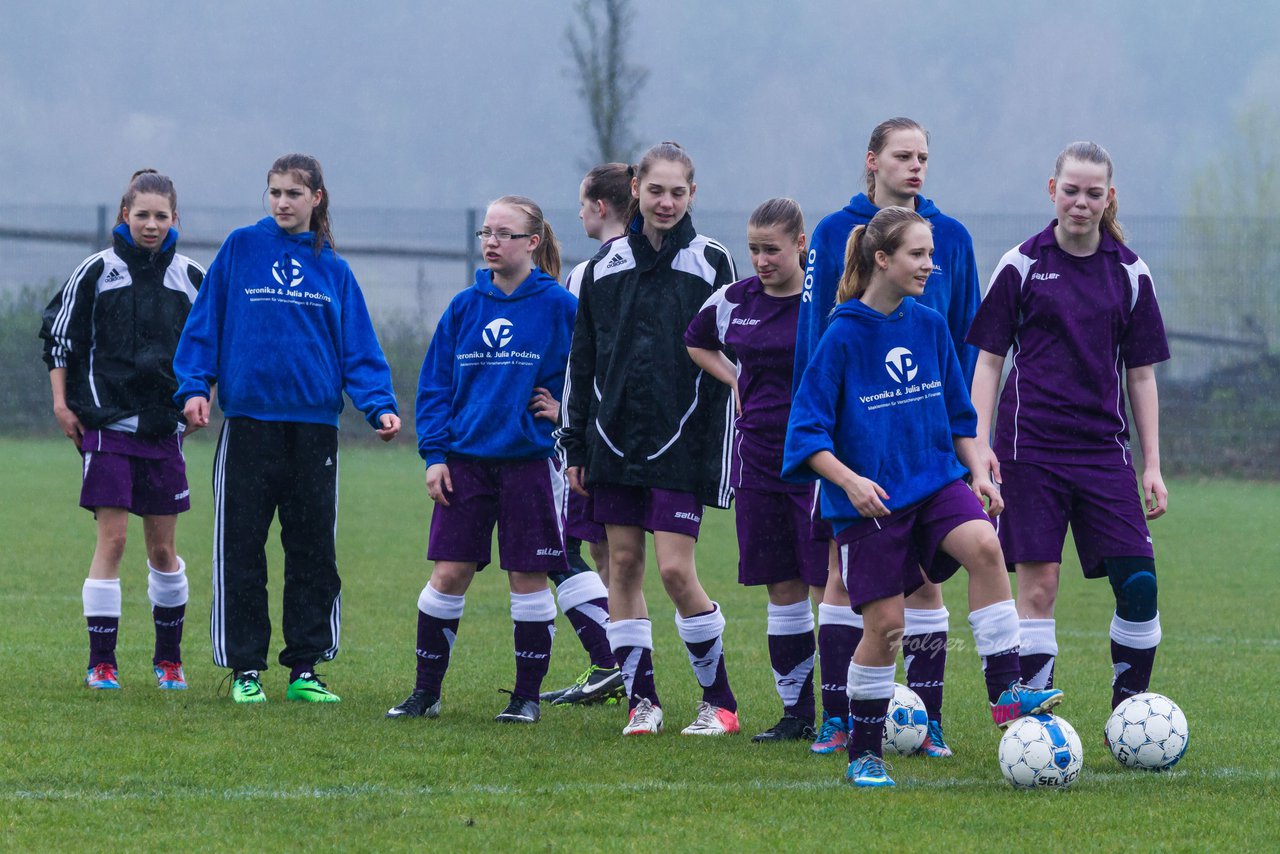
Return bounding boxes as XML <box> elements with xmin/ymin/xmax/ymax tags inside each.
<box><xmin>902</xmin><ymin>631</ymin><xmax>947</xmax><ymax>723</ymax></box>
<box><xmin>152</xmin><ymin>605</ymin><xmax>185</xmax><ymax>665</ymax></box>
<box><xmin>415</xmin><ymin>609</ymin><xmax>460</xmax><ymax>695</ymax></box>
<box><xmin>617</xmin><ymin>646</ymin><xmax>658</xmax><ymax>709</ymax></box>
<box><xmin>1020</xmin><ymin>652</ymin><xmax>1056</xmax><ymax>689</ymax></box>
<box><xmin>818</xmin><ymin>621</ymin><xmax>861</xmax><ymax>719</ymax></box>
<box><xmin>768</xmin><ymin>630</ymin><xmax>816</xmax><ymax>721</ymax></box>
<box><xmin>290</xmin><ymin>663</ymin><xmax>318</xmax><ymax>682</ymax></box>
<box><xmin>684</xmin><ymin>635</ymin><xmax>737</xmax><ymax>712</ymax></box>
<box><xmin>87</xmin><ymin>616</ymin><xmax>118</xmax><ymax>668</ymax></box>
<box><xmin>982</xmin><ymin>648</ymin><xmax>1021</xmax><ymax>704</ymax></box>
<box><xmin>1111</xmin><ymin>641</ymin><xmax>1158</xmax><ymax>709</ymax></box>
<box><xmin>513</xmin><ymin>619</ymin><xmax>555</xmax><ymax>700</ymax></box>
<box><xmin>565</xmin><ymin>598</ymin><xmax>617</xmax><ymax>669</ymax></box>
<box><xmin>848</xmin><ymin>696</ymin><xmax>891</xmax><ymax>758</ymax></box>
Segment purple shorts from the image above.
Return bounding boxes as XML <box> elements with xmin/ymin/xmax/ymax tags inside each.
<box><xmin>79</xmin><ymin>429</ymin><xmax>189</xmax><ymax>517</ymax></box>
<box><xmin>996</xmin><ymin>460</ymin><xmax>1154</xmax><ymax>579</ymax></box>
<box><xmin>590</xmin><ymin>484</ymin><xmax>702</xmax><ymax>539</ymax></box>
<box><xmin>565</xmin><ymin>489</ymin><xmax>605</xmax><ymax>543</ymax></box>
<box><xmin>837</xmin><ymin>480</ymin><xmax>991</xmax><ymax>611</ymax></box>
<box><xmin>808</xmin><ymin>482</ymin><xmax>834</xmax><ymax>542</ymax></box>
<box><xmin>427</xmin><ymin>457</ymin><xmax>570</xmax><ymax>574</ymax></box>
<box><xmin>735</xmin><ymin>489</ymin><xmax>828</xmax><ymax>587</ymax></box>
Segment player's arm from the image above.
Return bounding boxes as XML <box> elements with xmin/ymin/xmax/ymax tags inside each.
<box><xmin>969</xmin><ymin>349</ymin><xmax>1006</xmax><ymax>485</ymax></box>
<box><xmin>1127</xmin><ymin>364</ymin><xmax>1167</xmax><ymax>519</ymax></box>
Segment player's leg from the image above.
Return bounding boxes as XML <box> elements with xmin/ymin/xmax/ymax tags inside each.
<box><xmin>814</xmin><ymin>545</ymin><xmax>859</xmax><ymax>753</ymax></box>
<box><xmin>142</xmin><ymin>513</ymin><xmax>188</xmax><ymax>689</ymax></box>
<box><xmin>83</xmin><ymin>505</ymin><xmax>129</xmax><ymax>688</ymax></box>
<box><xmin>901</xmin><ymin>580</ymin><xmax>951</xmax><ymax>756</ymax></box>
<box><xmin>386</xmin><ymin>560</ymin><xmax>477</xmax><ymax>719</ymax></box>
<box><xmin>498</xmin><ymin>570</ymin><xmax>555</xmax><ymax>723</ymax></box>
<box><xmin>845</xmin><ymin>594</ymin><xmax>900</xmax><ymax>787</ymax></box>
<box><xmin>753</xmin><ymin>577</ymin><xmax>816</xmax><ymax>741</ymax></box>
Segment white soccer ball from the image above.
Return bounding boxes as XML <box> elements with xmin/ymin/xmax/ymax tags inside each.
<box><xmin>998</xmin><ymin>713</ymin><xmax>1083</xmax><ymax>789</ymax></box>
<box><xmin>1105</xmin><ymin>692</ymin><xmax>1189</xmax><ymax>770</ymax></box>
<box><xmin>882</xmin><ymin>683</ymin><xmax>929</xmax><ymax>756</ymax></box>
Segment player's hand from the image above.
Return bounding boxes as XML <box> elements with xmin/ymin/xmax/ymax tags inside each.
<box><xmin>529</xmin><ymin>387</ymin><xmax>560</xmax><ymax>423</ymax></box>
<box><xmin>426</xmin><ymin>463</ymin><xmax>453</xmax><ymax>506</ymax></box>
<box><xmin>842</xmin><ymin>474</ymin><xmax>890</xmax><ymax>518</ymax></box>
<box><xmin>376</xmin><ymin>412</ymin><xmax>401</xmax><ymax>442</ymax></box>
<box><xmin>1143</xmin><ymin>468</ymin><xmax>1168</xmax><ymax>520</ymax></box>
<box><xmin>731</xmin><ymin>383</ymin><xmax>742</xmax><ymax>417</ymax></box>
<box><xmin>183</xmin><ymin>396</ymin><xmax>210</xmax><ymax>434</ymax></box>
<box><xmin>567</xmin><ymin>465</ymin><xmax>589</xmax><ymax>498</ymax></box>
<box><xmin>53</xmin><ymin>403</ymin><xmax>84</xmax><ymax>450</ymax></box>
<box><xmin>974</xmin><ymin>442</ymin><xmax>1002</xmax><ymax>487</ymax></box>
<box><xmin>972</xmin><ymin>476</ymin><xmax>1004</xmax><ymax>517</ymax></box>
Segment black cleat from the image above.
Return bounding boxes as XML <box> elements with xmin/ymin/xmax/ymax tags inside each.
<box><xmin>386</xmin><ymin>688</ymin><xmax>441</xmax><ymax>719</ymax></box>
<box><xmin>495</xmin><ymin>690</ymin><xmax>541</xmax><ymax>723</ymax></box>
<box><xmin>547</xmin><ymin>665</ymin><xmax>626</xmax><ymax>706</ymax></box>
<box><xmin>751</xmin><ymin>714</ymin><xmax>817</xmax><ymax>743</ymax></box>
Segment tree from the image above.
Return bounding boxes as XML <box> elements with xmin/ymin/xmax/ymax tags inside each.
<box><xmin>566</xmin><ymin>0</ymin><xmax>648</xmax><ymax>165</ymax></box>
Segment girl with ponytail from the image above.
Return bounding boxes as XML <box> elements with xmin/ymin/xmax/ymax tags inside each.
<box><xmin>784</xmin><ymin>206</ymin><xmax>1064</xmax><ymax>788</ymax></box>
<box><xmin>387</xmin><ymin>195</ymin><xmax>578</xmax><ymax>725</ymax></box>
<box><xmin>967</xmin><ymin>142</ymin><xmax>1171</xmax><ymax>712</ymax></box>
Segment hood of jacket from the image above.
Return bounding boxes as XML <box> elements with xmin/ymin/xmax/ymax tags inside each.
<box><xmin>472</xmin><ymin>266</ymin><xmax>560</xmax><ymax>300</ymax></box>
<box><xmin>844</xmin><ymin>192</ymin><xmax>941</xmax><ymax>221</ymax></box>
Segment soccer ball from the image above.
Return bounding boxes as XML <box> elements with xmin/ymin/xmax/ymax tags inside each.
<box><xmin>1105</xmin><ymin>692</ymin><xmax>1189</xmax><ymax>770</ymax></box>
<box><xmin>998</xmin><ymin>714</ymin><xmax>1083</xmax><ymax>789</ymax></box>
<box><xmin>881</xmin><ymin>683</ymin><xmax>929</xmax><ymax>756</ymax></box>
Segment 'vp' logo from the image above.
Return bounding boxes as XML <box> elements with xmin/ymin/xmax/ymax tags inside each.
<box><xmin>272</xmin><ymin>257</ymin><xmax>304</xmax><ymax>288</ymax></box>
<box><xmin>483</xmin><ymin>318</ymin><xmax>514</xmax><ymax>349</ymax></box>
<box><xmin>884</xmin><ymin>347</ymin><xmax>918</xmax><ymax>383</ymax></box>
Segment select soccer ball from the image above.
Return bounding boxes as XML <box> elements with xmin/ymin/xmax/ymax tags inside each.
<box><xmin>1105</xmin><ymin>692</ymin><xmax>1189</xmax><ymax>770</ymax></box>
<box><xmin>881</xmin><ymin>683</ymin><xmax>929</xmax><ymax>756</ymax></box>
<box><xmin>998</xmin><ymin>713</ymin><xmax>1083</xmax><ymax>789</ymax></box>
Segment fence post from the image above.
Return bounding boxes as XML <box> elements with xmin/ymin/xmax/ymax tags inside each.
<box><xmin>465</xmin><ymin>208</ymin><xmax>478</xmax><ymax>277</ymax></box>
<box><xmin>96</xmin><ymin>205</ymin><xmax>109</xmax><ymax>250</ymax></box>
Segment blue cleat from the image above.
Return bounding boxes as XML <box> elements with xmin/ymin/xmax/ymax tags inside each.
<box><xmin>991</xmin><ymin>681</ymin><xmax>1064</xmax><ymax>728</ymax></box>
<box><xmin>919</xmin><ymin>719</ymin><xmax>953</xmax><ymax>758</ymax></box>
<box><xmin>85</xmin><ymin>662</ymin><xmax>120</xmax><ymax>690</ymax></box>
<box><xmin>810</xmin><ymin>713</ymin><xmax>849</xmax><ymax>754</ymax></box>
<box><xmin>846</xmin><ymin>751</ymin><xmax>895</xmax><ymax>787</ymax></box>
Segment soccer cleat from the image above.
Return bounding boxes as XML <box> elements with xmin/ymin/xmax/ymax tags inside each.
<box><xmin>494</xmin><ymin>691</ymin><xmax>540</xmax><ymax>724</ymax></box>
<box><xmin>287</xmin><ymin>672</ymin><xmax>340</xmax><ymax>703</ymax></box>
<box><xmin>919</xmin><ymin>719</ymin><xmax>953</xmax><ymax>758</ymax></box>
<box><xmin>810</xmin><ymin>713</ymin><xmax>849</xmax><ymax>754</ymax></box>
<box><xmin>622</xmin><ymin>698</ymin><xmax>664</xmax><ymax>735</ymax></box>
<box><xmin>153</xmin><ymin>661</ymin><xmax>188</xmax><ymax>690</ymax></box>
<box><xmin>752</xmin><ymin>714</ymin><xmax>817</xmax><ymax>743</ymax></box>
<box><xmin>680</xmin><ymin>701</ymin><xmax>740</xmax><ymax>736</ymax></box>
<box><xmin>85</xmin><ymin>662</ymin><xmax>120</xmax><ymax>690</ymax></box>
<box><xmin>990</xmin><ymin>681</ymin><xmax>1064</xmax><ymax>728</ymax></box>
<box><xmin>845</xmin><ymin>751</ymin><xmax>895</xmax><ymax>788</ymax></box>
<box><xmin>386</xmin><ymin>689</ymin><xmax>441</xmax><ymax>719</ymax></box>
<box><xmin>231</xmin><ymin>670</ymin><xmax>266</xmax><ymax>704</ymax></box>
<box><xmin>544</xmin><ymin>665</ymin><xmax>626</xmax><ymax>706</ymax></box>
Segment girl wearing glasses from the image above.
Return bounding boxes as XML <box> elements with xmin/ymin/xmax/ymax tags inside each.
<box><xmin>387</xmin><ymin>196</ymin><xmax>577</xmax><ymax>725</ymax></box>
<box><xmin>41</xmin><ymin>169</ymin><xmax>203</xmax><ymax>692</ymax></box>
<box><xmin>559</xmin><ymin>141</ymin><xmax>741</xmax><ymax>736</ymax></box>
<box><xmin>175</xmin><ymin>153</ymin><xmax>401</xmax><ymax>705</ymax></box>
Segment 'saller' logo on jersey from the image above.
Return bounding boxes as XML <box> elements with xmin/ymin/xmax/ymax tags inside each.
<box><xmin>272</xmin><ymin>256</ymin><xmax>304</xmax><ymax>288</ymax></box>
<box><xmin>483</xmin><ymin>318</ymin><xmax>514</xmax><ymax>349</ymax></box>
<box><xmin>884</xmin><ymin>347</ymin><xmax>918</xmax><ymax>383</ymax></box>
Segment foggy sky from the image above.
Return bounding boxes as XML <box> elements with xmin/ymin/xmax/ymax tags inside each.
<box><xmin>2</xmin><ymin>0</ymin><xmax>1276</xmax><ymax>221</ymax></box>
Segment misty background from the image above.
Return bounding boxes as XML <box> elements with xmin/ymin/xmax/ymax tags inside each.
<box><xmin>2</xmin><ymin>0</ymin><xmax>1276</xmax><ymax>471</ymax></box>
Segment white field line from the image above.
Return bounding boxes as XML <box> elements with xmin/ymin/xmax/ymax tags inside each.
<box><xmin>3</xmin><ymin>766</ymin><xmax>1276</xmax><ymax>802</ymax></box>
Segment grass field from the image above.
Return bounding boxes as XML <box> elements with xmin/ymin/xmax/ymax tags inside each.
<box><xmin>1</xmin><ymin>436</ymin><xmax>1277</xmax><ymax>851</ymax></box>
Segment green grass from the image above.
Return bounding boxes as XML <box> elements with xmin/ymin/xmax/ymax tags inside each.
<box><xmin>1</xmin><ymin>436</ymin><xmax>1277</xmax><ymax>851</ymax></box>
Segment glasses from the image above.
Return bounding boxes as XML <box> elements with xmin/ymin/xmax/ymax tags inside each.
<box><xmin>475</xmin><ymin>230</ymin><xmax>534</xmax><ymax>243</ymax></box>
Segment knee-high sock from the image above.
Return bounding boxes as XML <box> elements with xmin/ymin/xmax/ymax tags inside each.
<box><xmin>818</xmin><ymin>603</ymin><xmax>862</xmax><ymax>720</ymax></box>
<box><xmin>902</xmin><ymin>606</ymin><xmax>948</xmax><ymax>723</ymax></box>
<box><xmin>511</xmin><ymin>589</ymin><xmax>556</xmax><ymax>700</ymax></box>
<box><xmin>415</xmin><ymin>585</ymin><xmax>465</xmax><ymax>695</ymax></box>
<box><xmin>1110</xmin><ymin>613</ymin><xmax>1161</xmax><ymax>708</ymax></box>
<box><xmin>969</xmin><ymin>600</ymin><xmax>1021</xmax><ymax>704</ymax></box>
<box><xmin>676</xmin><ymin>603</ymin><xmax>735</xmax><ymax>712</ymax></box>
<box><xmin>1019</xmin><ymin>618</ymin><xmax>1057</xmax><ymax>689</ymax></box>
<box><xmin>847</xmin><ymin>662</ymin><xmax>895</xmax><ymax>759</ymax></box>
<box><xmin>84</xmin><ymin>578</ymin><xmax>121</xmax><ymax>668</ymax></box>
<box><xmin>148</xmin><ymin>558</ymin><xmax>188</xmax><ymax>665</ymax></box>
<box><xmin>608</xmin><ymin>618</ymin><xmax>657</xmax><ymax>710</ymax></box>
<box><xmin>767</xmin><ymin>600</ymin><xmax>816</xmax><ymax>721</ymax></box>
<box><xmin>555</xmin><ymin>571</ymin><xmax>615</xmax><ymax>669</ymax></box>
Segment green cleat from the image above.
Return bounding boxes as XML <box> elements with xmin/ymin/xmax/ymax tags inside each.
<box><xmin>287</xmin><ymin>672</ymin><xmax>341</xmax><ymax>703</ymax></box>
<box><xmin>231</xmin><ymin>670</ymin><xmax>267</xmax><ymax>704</ymax></box>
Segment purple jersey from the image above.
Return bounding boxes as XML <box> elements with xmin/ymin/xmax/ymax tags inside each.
<box><xmin>684</xmin><ymin>276</ymin><xmax>804</xmax><ymax>492</ymax></box>
<box><xmin>966</xmin><ymin>223</ymin><xmax>1170</xmax><ymax>465</ymax></box>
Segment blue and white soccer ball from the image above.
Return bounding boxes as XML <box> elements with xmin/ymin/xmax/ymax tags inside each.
<box><xmin>881</xmin><ymin>683</ymin><xmax>929</xmax><ymax>756</ymax></box>
<box><xmin>998</xmin><ymin>713</ymin><xmax>1083</xmax><ymax>789</ymax></box>
<box><xmin>1105</xmin><ymin>692</ymin><xmax>1189</xmax><ymax>770</ymax></box>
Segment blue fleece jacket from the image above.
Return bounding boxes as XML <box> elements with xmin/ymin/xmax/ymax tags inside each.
<box><xmin>794</xmin><ymin>193</ymin><xmax>979</xmax><ymax>391</ymax></box>
<box><xmin>173</xmin><ymin>217</ymin><xmax>397</xmax><ymax>428</ymax></box>
<box><xmin>783</xmin><ymin>297</ymin><xmax>976</xmax><ymax>534</ymax></box>
<box><xmin>416</xmin><ymin>266</ymin><xmax>576</xmax><ymax>467</ymax></box>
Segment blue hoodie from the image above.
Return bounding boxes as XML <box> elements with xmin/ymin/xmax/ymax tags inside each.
<box><xmin>783</xmin><ymin>297</ymin><xmax>975</xmax><ymax>534</ymax></box>
<box><xmin>416</xmin><ymin>266</ymin><xmax>576</xmax><ymax>467</ymax></box>
<box><xmin>794</xmin><ymin>193</ymin><xmax>979</xmax><ymax>391</ymax></box>
<box><xmin>173</xmin><ymin>217</ymin><xmax>397</xmax><ymax>428</ymax></box>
